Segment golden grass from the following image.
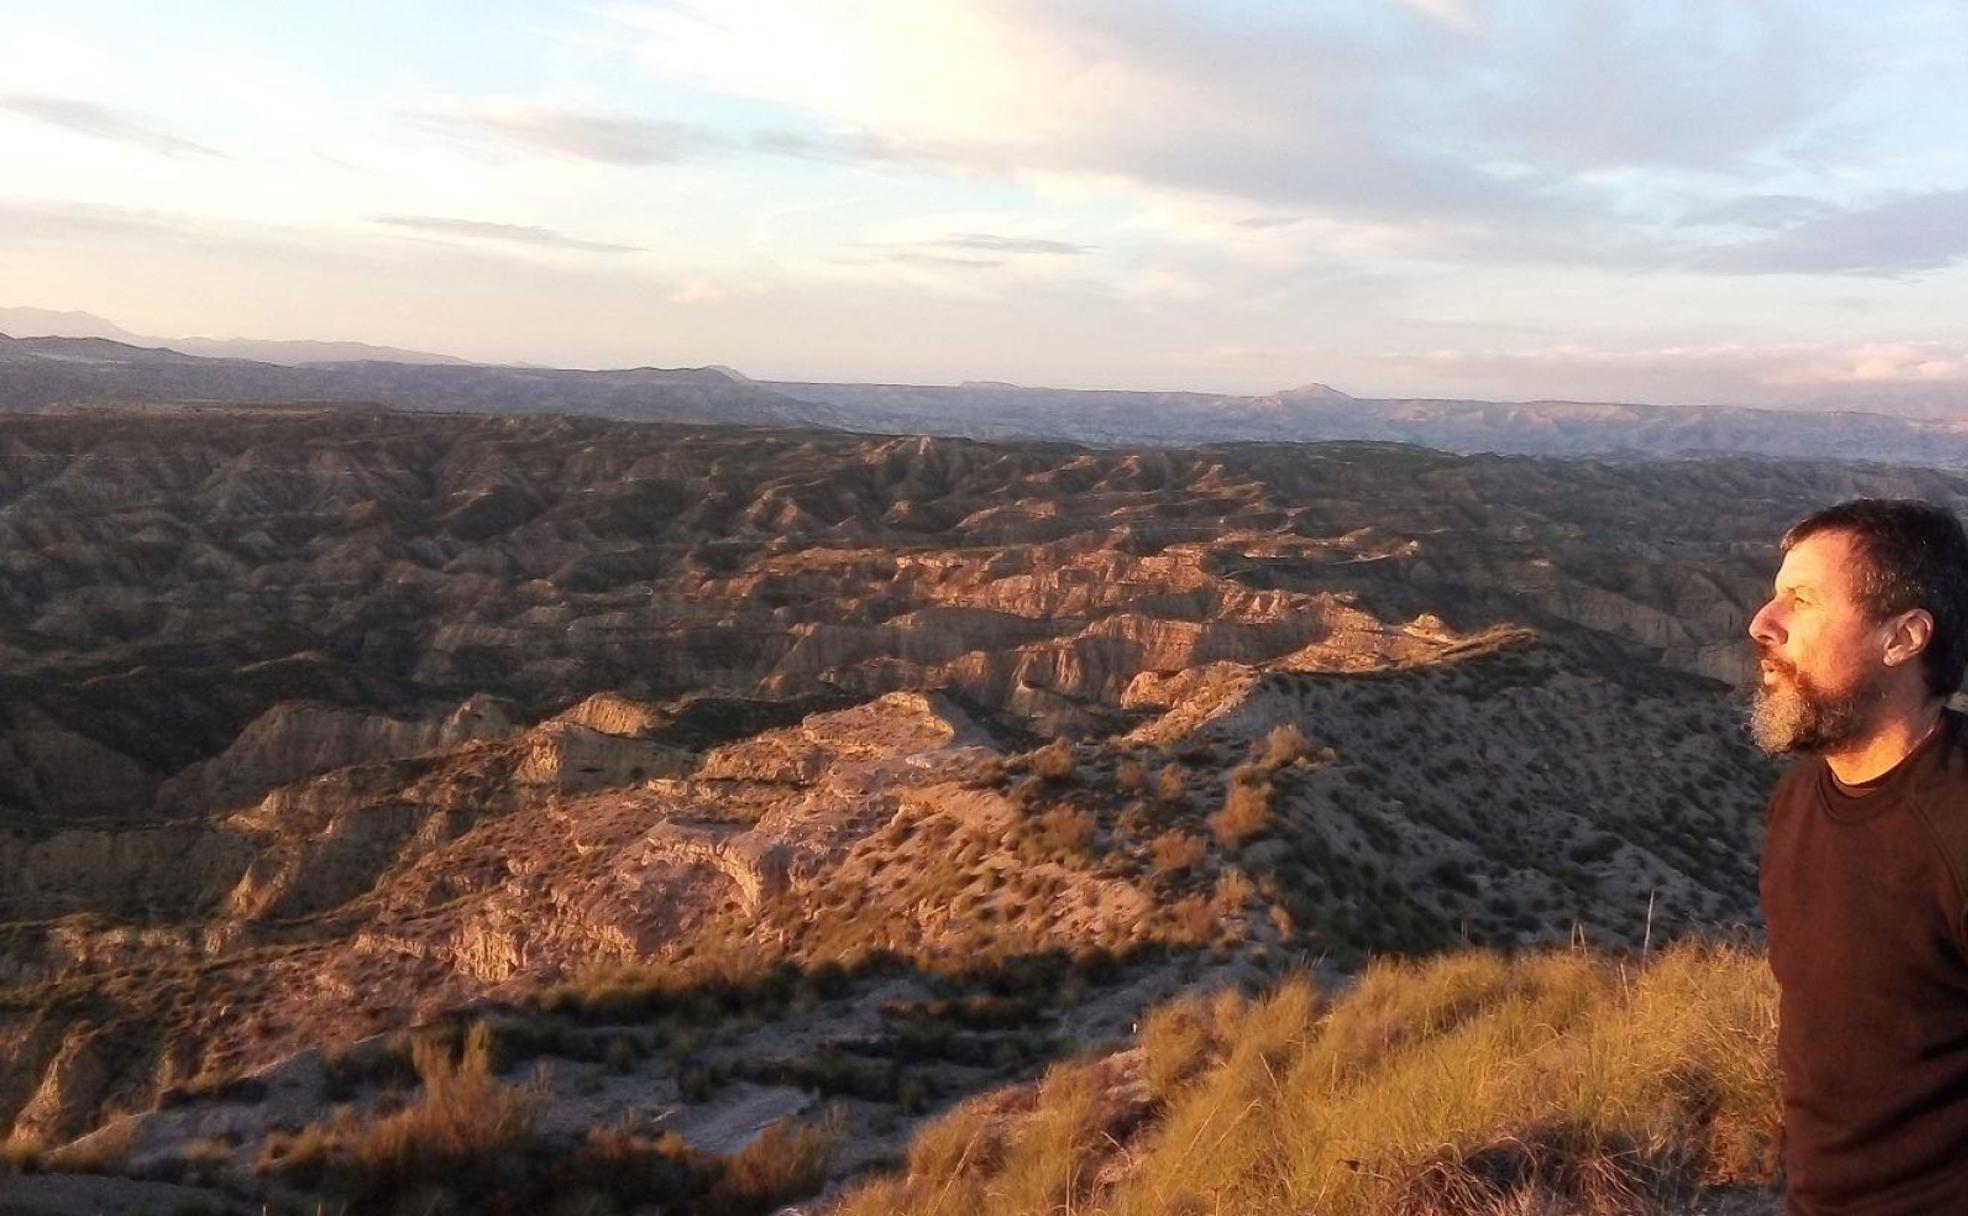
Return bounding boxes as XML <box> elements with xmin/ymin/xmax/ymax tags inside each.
<box><xmin>1</xmin><ymin>1132</ymin><xmax>43</xmax><ymax>1176</ymax></box>
<box><xmin>1149</xmin><ymin>830</ymin><xmax>1207</xmax><ymax>875</ymax></box>
<box><xmin>343</xmin><ymin>1020</ymin><xmax>540</xmax><ymax>1190</ymax></box>
<box><xmin>1032</xmin><ymin>739</ymin><xmax>1078</xmax><ymax>783</ymax></box>
<box><xmin>1208</xmin><ymin>769</ymin><xmax>1273</xmax><ymax>846</ymax></box>
<box><xmin>836</xmin><ymin>942</ymin><xmax>1780</xmax><ymax>1216</ymax></box>
<box><xmin>1260</xmin><ymin>723</ymin><xmax>1313</xmax><ymax>769</ymax></box>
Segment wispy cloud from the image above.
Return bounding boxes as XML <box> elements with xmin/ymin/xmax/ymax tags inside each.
<box><xmin>1392</xmin><ymin>0</ymin><xmax>1480</xmax><ymax>31</ymax></box>
<box><xmin>1699</xmin><ymin>190</ymin><xmax>1968</xmax><ymax>276</ymax></box>
<box><xmin>409</xmin><ymin>99</ymin><xmax>928</xmax><ymax>169</ymax></box>
<box><xmin>369</xmin><ymin>214</ymin><xmax>643</xmax><ymax>253</ymax></box>
<box><xmin>0</xmin><ymin>93</ymin><xmax>222</xmax><ymax>158</ymax></box>
<box><xmin>408</xmin><ymin>103</ymin><xmax>710</xmax><ymax>165</ymax></box>
<box><xmin>926</xmin><ymin>233</ymin><xmax>1091</xmax><ymax>256</ymax></box>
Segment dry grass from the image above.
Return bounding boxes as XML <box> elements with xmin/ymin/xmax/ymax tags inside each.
<box><xmin>1116</xmin><ymin>758</ymin><xmax>1149</xmax><ymax>793</ymax></box>
<box><xmin>1031</xmin><ymin>738</ymin><xmax>1078</xmax><ymax>783</ymax></box>
<box><xmin>1260</xmin><ymin>723</ymin><xmax>1313</xmax><ymax>769</ymax></box>
<box><xmin>1041</xmin><ymin>805</ymin><xmax>1098</xmax><ymax>858</ymax></box>
<box><xmin>1156</xmin><ymin>764</ymin><xmax>1186</xmax><ymax>805</ymax></box>
<box><xmin>706</xmin><ymin>1112</ymin><xmax>844</xmax><ymax>1215</ymax></box>
<box><xmin>1208</xmin><ymin>768</ymin><xmax>1273</xmax><ymax>847</ymax></box>
<box><xmin>261</xmin><ymin>1019</ymin><xmax>540</xmax><ymax>1200</ymax></box>
<box><xmin>346</xmin><ymin>1021</ymin><xmax>539</xmax><ymax>1190</ymax></box>
<box><xmin>1</xmin><ymin>1132</ymin><xmax>43</xmax><ymax>1176</ymax></box>
<box><xmin>837</xmin><ymin>942</ymin><xmax>1781</xmax><ymax>1216</ymax></box>
<box><xmin>1150</xmin><ymin>830</ymin><xmax>1207</xmax><ymax>876</ymax></box>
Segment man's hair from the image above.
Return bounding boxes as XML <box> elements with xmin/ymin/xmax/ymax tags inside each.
<box><xmin>1783</xmin><ymin>498</ymin><xmax>1968</xmax><ymax>697</ymax></box>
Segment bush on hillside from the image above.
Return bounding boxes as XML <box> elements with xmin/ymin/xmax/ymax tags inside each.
<box><xmin>1031</xmin><ymin>739</ymin><xmax>1077</xmax><ymax>783</ymax></box>
<box><xmin>1208</xmin><ymin>769</ymin><xmax>1273</xmax><ymax>847</ymax></box>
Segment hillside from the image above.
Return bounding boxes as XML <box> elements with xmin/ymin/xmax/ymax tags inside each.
<box><xmin>1</xmin><ymin>407</ymin><xmax>1953</xmax><ymax>1211</ymax></box>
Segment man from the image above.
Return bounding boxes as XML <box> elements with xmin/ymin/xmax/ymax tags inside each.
<box><xmin>1752</xmin><ymin>497</ymin><xmax>1968</xmax><ymax>1215</ymax></box>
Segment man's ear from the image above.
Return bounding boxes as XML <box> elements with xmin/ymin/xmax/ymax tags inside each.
<box><xmin>1883</xmin><ymin>608</ymin><xmax>1935</xmax><ymax>668</ymax></box>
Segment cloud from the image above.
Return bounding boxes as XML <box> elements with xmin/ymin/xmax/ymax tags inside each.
<box><xmin>1682</xmin><ymin>194</ymin><xmax>1840</xmax><ymax>230</ymax></box>
<box><xmin>409</xmin><ymin>99</ymin><xmax>929</xmax><ymax>169</ymax></box>
<box><xmin>370</xmin><ymin>214</ymin><xmax>643</xmax><ymax>253</ymax></box>
<box><xmin>1392</xmin><ymin>0</ymin><xmax>1479</xmax><ymax>30</ymax></box>
<box><xmin>926</xmin><ymin>233</ymin><xmax>1091</xmax><ymax>256</ymax></box>
<box><xmin>1373</xmin><ymin>339</ymin><xmax>1968</xmax><ymax>407</ymax></box>
<box><xmin>0</xmin><ymin>93</ymin><xmax>221</xmax><ymax>158</ymax></box>
<box><xmin>596</xmin><ymin>0</ymin><xmax>1572</xmax><ymax>228</ymax></box>
<box><xmin>1699</xmin><ymin>190</ymin><xmax>1968</xmax><ymax>276</ymax></box>
<box><xmin>592</xmin><ymin>0</ymin><xmax>1870</xmax><ymax>252</ymax></box>
<box><xmin>408</xmin><ymin>102</ymin><xmax>712</xmax><ymax>164</ymax></box>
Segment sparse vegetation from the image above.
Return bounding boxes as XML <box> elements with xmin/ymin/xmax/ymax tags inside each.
<box><xmin>837</xmin><ymin>940</ymin><xmax>1780</xmax><ymax>1216</ymax></box>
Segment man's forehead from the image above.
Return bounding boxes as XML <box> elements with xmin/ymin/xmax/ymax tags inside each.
<box><xmin>1778</xmin><ymin>530</ymin><xmax>1864</xmax><ymax>591</ymax></box>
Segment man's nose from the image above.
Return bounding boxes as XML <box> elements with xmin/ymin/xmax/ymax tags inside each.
<box><xmin>1748</xmin><ymin>600</ymin><xmax>1784</xmax><ymax>648</ymax></box>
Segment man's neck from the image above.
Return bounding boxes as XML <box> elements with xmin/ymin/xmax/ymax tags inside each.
<box><xmin>1824</xmin><ymin>701</ymin><xmax>1947</xmax><ymax>786</ymax></box>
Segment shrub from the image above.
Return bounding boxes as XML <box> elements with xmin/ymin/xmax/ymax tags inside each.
<box><xmin>1115</xmin><ymin>758</ymin><xmax>1148</xmax><ymax>793</ymax></box>
<box><xmin>704</xmin><ymin>1113</ymin><xmax>842</xmax><ymax>1216</ymax></box>
<box><xmin>1260</xmin><ymin>722</ymin><xmax>1313</xmax><ymax>769</ymax></box>
<box><xmin>1041</xmin><ymin>806</ymin><xmax>1097</xmax><ymax>858</ymax></box>
<box><xmin>1150</xmin><ymin>830</ymin><xmax>1207</xmax><ymax>876</ymax></box>
<box><xmin>1209</xmin><ymin>772</ymin><xmax>1273</xmax><ymax>847</ymax></box>
<box><xmin>1030</xmin><ymin>739</ymin><xmax>1077</xmax><ymax>783</ymax></box>
<box><xmin>1165</xmin><ymin>893</ymin><xmax>1219</xmax><ymax>946</ymax></box>
<box><xmin>1155</xmin><ymin>764</ymin><xmax>1187</xmax><ymax>805</ymax></box>
<box><xmin>1428</xmin><ymin>857</ymin><xmax>1480</xmax><ymax>897</ymax></box>
<box><xmin>1141</xmin><ymin>995</ymin><xmax>1213</xmax><ymax>1101</ymax></box>
<box><xmin>1</xmin><ymin>1133</ymin><xmax>42</xmax><ymax>1176</ymax></box>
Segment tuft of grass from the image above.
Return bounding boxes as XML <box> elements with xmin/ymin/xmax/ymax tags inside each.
<box><xmin>1155</xmin><ymin>764</ymin><xmax>1187</xmax><ymax>805</ymax></box>
<box><xmin>1141</xmin><ymin>995</ymin><xmax>1213</xmax><ymax>1102</ymax></box>
<box><xmin>1150</xmin><ymin>830</ymin><xmax>1207</xmax><ymax>876</ymax></box>
<box><xmin>1041</xmin><ymin>805</ymin><xmax>1098</xmax><ymax>859</ymax></box>
<box><xmin>1031</xmin><ymin>739</ymin><xmax>1078</xmax><ymax>784</ymax></box>
<box><xmin>1259</xmin><ymin>723</ymin><xmax>1312</xmax><ymax>769</ymax></box>
<box><xmin>1</xmin><ymin>1132</ymin><xmax>44</xmax><ymax>1176</ymax></box>
<box><xmin>704</xmin><ymin>1112</ymin><xmax>843</xmax><ymax>1216</ymax></box>
<box><xmin>1208</xmin><ymin>769</ymin><xmax>1273</xmax><ymax>847</ymax></box>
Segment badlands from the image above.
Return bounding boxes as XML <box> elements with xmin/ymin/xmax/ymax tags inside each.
<box><xmin>3</xmin><ymin>403</ymin><xmax>1954</xmax><ymax>1212</ymax></box>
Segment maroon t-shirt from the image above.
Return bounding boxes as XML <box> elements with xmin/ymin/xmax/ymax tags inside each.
<box><xmin>1760</xmin><ymin>710</ymin><xmax>1968</xmax><ymax>1215</ymax></box>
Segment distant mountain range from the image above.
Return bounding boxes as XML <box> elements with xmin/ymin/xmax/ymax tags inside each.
<box><xmin>6</xmin><ymin>310</ymin><xmax>1968</xmax><ymax>467</ymax></box>
<box><xmin>0</xmin><ymin>306</ymin><xmax>472</xmax><ymax>366</ymax></box>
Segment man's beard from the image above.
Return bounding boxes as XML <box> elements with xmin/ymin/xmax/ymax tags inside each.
<box><xmin>1748</xmin><ymin>651</ymin><xmax>1878</xmax><ymax>755</ymax></box>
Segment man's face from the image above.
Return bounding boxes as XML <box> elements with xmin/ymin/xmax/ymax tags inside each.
<box><xmin>1746</xmin><ymin>530</ymin><xmax>1892</xmax><ymax>755</ymax></box>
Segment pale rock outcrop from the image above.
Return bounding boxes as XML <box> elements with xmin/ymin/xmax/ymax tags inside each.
<box><xmin>157</xmin><ymin>695</ymin><xmax>517</xmax><ymax>815</ymax></box>
<box><xmin>515</xmin><ymin>721</ymin><xmax>695</xmax><ymax>792</ymax></box>
<box><xmin>699</xmin><ymin>691</ymin><xmax>990</xmax><ymax>782</ymax></box>
<box><xmin>552</xmin><ymin>691</ymin><xmax>666</xmax><ymax>737</ymax></box>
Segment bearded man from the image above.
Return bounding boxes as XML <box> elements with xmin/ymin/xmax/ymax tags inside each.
<box><xmin>1752</xmin><ymin>498</ymin><xmax>1968</xmax><ymax>1216</ymax></box>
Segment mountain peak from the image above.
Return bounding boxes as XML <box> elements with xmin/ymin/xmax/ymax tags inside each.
<box><xmin>1275</xmin><ymin>382</ymin><xmax>1353</xmax><ymax>400</ymax></box>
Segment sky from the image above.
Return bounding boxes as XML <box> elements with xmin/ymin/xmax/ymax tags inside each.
<box><xmin>4</xmin><ymin>0</ymin><xmax>1968</xmax><ymax>405</ymax></box>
